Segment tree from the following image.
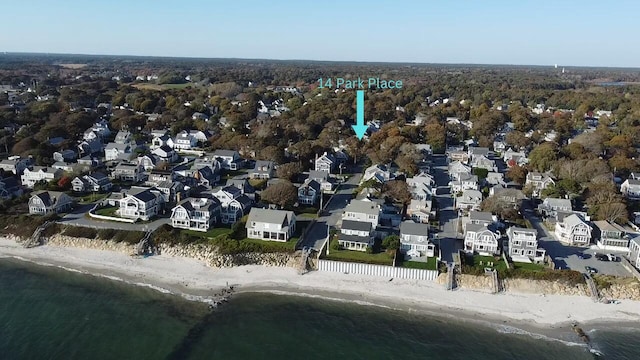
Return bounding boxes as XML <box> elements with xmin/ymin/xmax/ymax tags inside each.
<box><xmin>506</xmin><ymin>165</ymin><xmax>527</xmax><ymax>185</ymax></box>
<box><xmin>57</xmin><ymin>176</ymin><xmax>72</xmax><ymax>191</ymax></box>
<box><xmin>259</xmin><ymin>146</ymin><xmax>285</xmax><ymax>164</ymax></box>
<box><xmin>276</xmin><ymin>162</ymin><xmax>304</xmax><ymax>181</ymax></box>
<box><xmin>260</xmin><ymin>181</ymin><xmax>297</xmax><ymax>209</ymax></box>
<box><xmin>382</xmin><ymin>235</ymin><xmax>400</xmax><ymax>250</ymax></box>
<box><xmin>382</xmin><ymin>180</ymin><xmax>412</xmax><ymax>205</ymax></box>
<box><xmin>423</xmin><ymin>122</ymin><xmax>446</xmax><ymax>153</ymax></box>
<box><xmin>528</xmin><ymin>142</ymin><xmax>557</xmax><ymax>172</ymax></box>
<box><xmin>596</xmin><ymin>202</ymin><xmax>628</xmax><ymax>223</ymax></box>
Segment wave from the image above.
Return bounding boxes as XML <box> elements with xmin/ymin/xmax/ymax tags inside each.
<box><xmin>492</xmin><ymin>324</ymin><xmax>585</xmax><ymax>347</ymax></box>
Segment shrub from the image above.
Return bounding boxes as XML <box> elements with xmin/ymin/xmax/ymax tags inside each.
<box><xmin>330</xmin><ymin>238</ymin><xmax>341</xmax><ymax>251</ymax></box>
<box><xmin>63</xmin><ymin>226</ymin><xmax>98</xmax><ymax>239</ymax></box>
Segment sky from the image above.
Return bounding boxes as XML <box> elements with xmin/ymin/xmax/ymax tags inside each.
<box><xmin>1</xmin><ymin>0</ymin><xmax>639</xmax><ymax>67</ymax></box>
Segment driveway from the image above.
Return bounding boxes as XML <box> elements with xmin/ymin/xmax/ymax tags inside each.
<box><xmin>58</xmin><ymin>203</ymin><xmax>171</xmax><ymax>231</ymax></box>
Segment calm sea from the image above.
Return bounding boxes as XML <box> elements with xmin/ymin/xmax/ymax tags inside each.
<box><xmin>0</xmin><ymin>259</ymin><xmax>638</xmax><ymax>360</ymax></box>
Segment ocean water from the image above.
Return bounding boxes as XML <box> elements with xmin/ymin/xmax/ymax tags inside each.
<box><xmin>1</xmin><ymin>259</ymin><xmax>639</xmax><ymax>360</ymax></box>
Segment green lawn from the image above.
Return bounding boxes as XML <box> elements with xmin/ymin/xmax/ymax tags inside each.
<box><xmin>469</xmin><ymin>255</ymin><xmax>508</xmax><ymax>271</ymax></box>
<box><xmin>324</xmin><ymin>248</ymin><xmax>394</xmax><ymax>266</ymax></box>
<box><xmin>248</xmin><ymin>178</ymin><xmax>267</xmax><ymax>189</ymax></box>
<box><xmin>183</xmin><ymin>227</ymin><xmax>233</xmax><ymax>239</ymax></box>
<box><xmin>401</xmin><ymin>257</ymin><xmax>438</xmax><ymax>270</ymax></box>
<box><xmin>240</xmin><ymin>237</ymin><xmax>298</xmax><ymax>251</ymax></box>
<box><xmin>513</xmin><ymin>262</ymin><xmax>546</xmax><ymax>271</ymax></box>
<box><xmin>77</xmin><ymin>192</ymin><xmax>110</xmax><ymax>204</ymax></box>
<box><xmin>95</xmin><ymin>206</ymin><xmax>118</xmax><ymax>217</ymax></box>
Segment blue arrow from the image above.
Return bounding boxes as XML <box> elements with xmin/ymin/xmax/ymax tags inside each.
<box><xmin>352</xmin><ymin>90</ymin><xmax>367</xmax><ymax>140</ymax></box>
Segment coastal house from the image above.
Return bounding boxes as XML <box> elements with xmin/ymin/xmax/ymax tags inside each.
<box><xmin>468</xmin><ymin>147</ymin><xmax>491</xmax><ymax>160</ymax></box>
<box><xmin>0</xmin><ymin>157</ymin><xmax>32</xmax><ymax>175</ymax></box>
<box><xmin>308</xmin><ymin>170</ymin><xmax>334</xmax><ymax>192</ymax></box>
<box><xmin>71</xmin><ymin>172</ymin><xmax>112</xmax><ymax>193</ymax></box>
<box><xmin>502</xmin><ymin>148</ymin><xmax>529</xmax><ymax>167</ymax></box>
<box><xmin>506</xmin><ymin>227</ymin><xmax>545</xmax><ymax>263</ymax></box>
<box><xmin>525</xmin><ymin>172</ymin><xmax>555</xmax><ymax>197</ymax></box>
<box><xmin>485</xmin><ymin>172</ymin><xmax>506</xmax><ymax>186</ymax></box>
<box><xmin>53</xmin><ymin>150</ymin><xmax>77</xmax><ymax>163</ymax></box>
<box><xmin>407</xmin><ymin>172</ymin><xmax>435</xmax><ymax>201</ymax></box>
<box><xmin>246</xmin><ymin>208</ymin><xmax>296</xmax><ymax>242</ymax></box>
<box><xmin>117</xmin><ymin>187</ymin><xmax>164</xmax><ymax>221</ymax></box>
<box><xmin>463</xmin><ymin>211</ymin><xmax>495</xmax><ymax>232</ymax></box>
<box><xmin>213</xmin><ymin>150</ymin><xmax>243</xmax><ymax>170</ymax></box>
<box><xmin>152</xmin><ymin>145</ymin><xmax>178</xmax><ymax>163</ymax></box>
<box><xmin>621</xmin><ymin>178</ymin><xmax>640</xmax><ymax>199</ymax></box>
<box><xmin>489</xmin><ymin>187</ymin><xmax>526</xmax><ymax>209</ymax></box>
<box><xmin>449</xmin><ymin>173</ymin><xmax>478</xmax><ymax>193</ymax></box>
<box><xmin>147</xmin><ymin>169</ymin><xmax>175</xmax><ymax>185</ymax></box>
<box><xmin>554</xmin><ymin>214</ymin><xmax>592</xmax><ymax>246</ymax></box>
<box><xmin>470</xmin><ymin>154</ymin><xmax>497</xmax><ymax>172</ymax></box>
<box><xmin>361</xmin><ymin>164</ymin><xmax>394</xmax><ymax>184</ymax></box>
<box><xmin>455</xmin><ymin>189</ymin><xmax>483</xmax><ymax>211</ymax></box>
<box><xmin>298</xmin><ymin>179</ymin><xmax>320</xmax><ymax>205</ymax></box>
<box><xmin>83</xmin><ymin>120</ymin><xmax>111</xmax><ymax>141</ymax></box>
<box><xmin>151</xmin><ymin>134</ymin><xmax>172</xmax><ymax>149</ymax></box>
<box><xmin>210</xmin><ymin>185</ymin><xmax>253</xmax><ymax>224</ymax></box>
<box><xmin>447</xmin><ymin>161</ymin><xmax>471</xmax><ymax>181</ymax></box>
<box><xmin>192</xmin><ymin>156</ymin><xmax>222</xmax><ymax>173</ymax></box>
<box><xmin>170</xmin><ymin>197</ymin><xmax>221</xmax><ymax>232</ymax></box>
<box><xmin>464</xmin><ymin>224</ymin><xmax>500</xmax><ymax>256</ymax></box>
<box><xmin>105</xmin><ymin>143</ymin><xmax>133</xmax><ymax>162</ymax></box>
<box><xmin>407</xmin><ymin>199</ymin><xmax>433</xmax><ymax>224</ymax></box>
<box><xmin>342</xmin><ymin>199</ymin><xmax>381</xmax><ymax>228</ymax></box>
<box><xmin>399</xmin><ymin>221</ymin><xmax>435</xmax><ymax>260</ymax></box>
<box><xmin>0</xmin><ymin>176</ymin><xmax>22</xmax><ymax>199</ymax></box>
<box><xmin>28</xmin><ymin>191</ymin><xmax>73</xmax><ymax>215</ymax></box>
<box><xmin>172</xmin><ymin>130</ymin><xmax>197</xmax><ymax>150</ymax></box>
<box><xmin>537</xmin><ymin>198</ymin><xmax>572</xmax><ymax>219</ymax></box>
<box><xmin>338</xmin><ymin>220</ymin><xmax>373</xmax><ymax>251</ymax></box>
<box><xmin>448</xmin><ymin>151</ymin><xmax>469</xmax><ymax>164</ymax></box>
<box><xmin>249</xmin><ymin>160</ymin><xmax>275</xmax><ymax>179</ymax></box>
<box><xmin>77</xmin><ymin>138</ymin><xmax>104</xmax><ymax>156</ymax></box>
<box><xmin>111</xmin><ymin>163</ymin><xmax>145</xmax><ymax>183</ymax></box>
<box><xmin>137</xmin><ymin>155</ymin><xmax>157</xmax><ymax>171</ymax></box>
<box><xmin>628</xmin><ymin>237</ymin><xmax>640</xmax><ymax>269</ymax></box>
<box><xmin>192</xmin><ymin>167</ymin><xmax>220</xmax><ymax>189</ymax></box>
<box><xmin>593</xmin><ymin>220</ymin><xmax>638</xmax><ymax>251</ymax></box>
<box><xmin>114</xmin><ymin>130</ymin><xmax>133</xmax><ymax>145</ymax></box>
<box><xmin>315</xmin><ymin>152</ymin><xmax>336</xmax><ymax>173</ymax></box>
<box><xmin>21</xmin><ymin>166</ymin><xmax>62</xmax><ymax>188</ymax></box>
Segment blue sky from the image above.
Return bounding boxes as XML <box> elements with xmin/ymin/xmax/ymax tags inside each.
<box><xmin>2</xmin><ymin>0</ymin><xmax>639</xmax><ymax>67</ymax></box>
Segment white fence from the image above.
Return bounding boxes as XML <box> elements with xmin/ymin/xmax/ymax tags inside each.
<box><xmin>317</xmin><ymin>259</ymin><xmax>438</xmax><ymax>281</ymax></box>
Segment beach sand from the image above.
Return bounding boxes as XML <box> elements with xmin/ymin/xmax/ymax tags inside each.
<box><xmin>2</xmin><ymin>236</ymin><xmax>640</xmax><ymax>340</ymax></box>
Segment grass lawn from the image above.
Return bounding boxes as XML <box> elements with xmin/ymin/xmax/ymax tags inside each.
<box><xmin>513</xmin><ymin>262</ymin><xmax>546</xmax><ymax>271</ymax></box>
<box><xmin>469</xmin><ymin>255</ymin><xmax>508</xmax><ymax>271</ymax></box>
<box><xmin>224</xmin><ymin>169</ymin><xmax>248</xmax><ymax>178</ymax></box>
<box><xmin>324</xmin><ymin>248</ymin><xmax>394</xmax><ymax>266</ymax></box>
<box><xmin>95</xmin><ymin>206</ymin><xmax>118</xmax><ymax>217</ymax></box>
<box><xmin>401</xmin><ymin>257</ymin><xmax>438</xmax><ymax>270</ymax></box>
<box><xmin>240</xmin><ymin>237</ymin><xmax>298</xmax><ymax>251</ymax></box>
<box><xmin>77</xmin><ymin>192</ymin><xmax>110</xmax><ymax>204</ymax></box>
<box><xmin>183</xmin><ymin>227</ymin><xmax>232</xmax><ymax>239</ymax></box>
<box><xmin>248</xmin><ymin>178</ymin><xmax>267</xmax><ymax>189</ymax></box>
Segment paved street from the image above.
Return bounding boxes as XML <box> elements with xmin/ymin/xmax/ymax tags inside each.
<box><xmin>297</xmin><ymin>170</ymin><xmax>363</xmax><ymax>251</ymax></box>
<box><xmin>523</xmin><ymin>208</ymin><xmax>630</xmax><ymax>277</ymax></box>
<box><xmin>58</xmin><ymin>204</ymin><xmax>171</xmax><ymax>231</ymax></box>
<box><xmin>432</xmin><ymin>155</ymin><xmax>461</xmax><ymax>264</ymax></box>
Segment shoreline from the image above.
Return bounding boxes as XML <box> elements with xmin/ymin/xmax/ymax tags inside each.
<box><xmin>2</xmin><ymin>236</ymin><xmax>640</xmax><ymax>345</ymax></box>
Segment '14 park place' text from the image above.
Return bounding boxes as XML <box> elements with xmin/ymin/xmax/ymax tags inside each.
<box><xmin>318</xmin><ymin>77</ymin><xmax>403</xmax><ymax>89</ymax></box>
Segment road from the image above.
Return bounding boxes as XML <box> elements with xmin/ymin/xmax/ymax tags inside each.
<box><xmin>297</xmin><ymin>169</ymin><xmax>363</xmax><ymax>251</ymax></box>
<box><xmin>58</xmin><ymin>203</ymin><xmax>171</xmax><ymax>231</ymax></box>
<box><xmin>432</xmin><ymin>155</ymin><xmax>461</xmax><ymax>264</ymax></box>
<box><xmin>523</xmin><ymin>206</ymin><xmax>630</xmax><ymax>277</ymax></box>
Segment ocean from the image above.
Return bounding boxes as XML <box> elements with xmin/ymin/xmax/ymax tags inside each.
<box><xmin>1</xmin><ymin>258</ymin><xmax>639</xmax><ymax>360</ymax></box>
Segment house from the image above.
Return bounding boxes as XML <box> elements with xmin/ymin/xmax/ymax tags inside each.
<box><xmin>77</xmin><ymin>155</ymin><xmax>101</xmax><ymax>169</ymax></box>
<box><xmin>449</xmin><ymin>173</ymin><xmax>478</xmax><ymax>193</ymax></box>
<box><xmin>399</xmin><ymin>221</ymin><xmax>435</xmax><ymax>259</ymax></box>
<box><xmin>507</xmin><ymin>227</ymin><xmax>546</xmax><ymax>263</ymax></box>
<box><xmin>554</xmin><ymin>214</ymin><xmax>592</xmax><ymax>246</ymax></box>
<box><xmin>213</xmin><ymin>150</ymin><xmax>243</xmax><ymax>170</ymax></box>
<box><xmin>338</xmin><ymin>220</ymin><xmax>373</xmax><ymax>251</ymax></box>
<box><xmin>172</xmin><ymin>130</ymin><xmax>197</xmax><ymax>150</ymax></box>
<box><xmin>407</xmin><ymin>172</ymin><xmax>435</xmax><ymax>201</ymax></box>
<box><xmin>489</xmin><ymin>186</ymin><xmax>526</xmax><ymax>209</ymax></box>
<box><xmin>154</xmin><ymin>181</ymin><xmax>187</xmax><ymax>203</ymax></box>
<box><xmin>52</xmin><ymin>162</ymin><xmax>75</xmax><ymax>172</ymax></box>
<box><xmin>485</xmin><ymin>172</ymin><xmax>506</xmax><ymax>186</ymax></box>
<box><xmin>210</xmin><ymin>185</ymin><xmax>253</xmax><ymax>224</ymax></box>
<box><xmin>537</xmin><ymin>198</ymin><xmax>572</xmax><ymax>219</ymax></box>
<box><xmin>246</xmin><ymin>208</ymin><xmax>296</xmax><ymax>242</ymax></box>
<box><xmin>21</xmin><ymin>166</ymin><xmax>62</xmax><ymax>188</ymax></box>
<box><xmin>189</xmin><ymin>130</ymin><xmax>211</xmax><ymax>143</ymax></box>
<box><xmin>468</xmin><ymin>147</ymin><xmax>491</xmax><ymax>160</ymax></box>
<box><xmin>191</xmin><ymin>112</ymin><xmax>209</xmax><ymax>121</ymax></box>
<box><xmin>448</xmin><ymin>151</ymin><xmax>469</xmax><ymax>164</ymax></box>
<box><xmin>593</xmin><ymin>220</ymin><xmax>638</xmax><ymax>251</ymax></box>
<box><xmin>621</xmin><ymin>178</ymin><xmax>640</xmax><ymax>199</ymax></box>
<box><xmin>147</xmin><ymin>169</ymin><xmax>175</xmax><ymax>185</ymax></box>
<box><xmin>105</xmin><ymin>143</ymin><xmax>133</xmax><ymax>162</ymax></box>
<box><xmin>470</xmin><ymin>155</ymin><xmax>497</xmax><ymax>172</ymax></box>
<box><xmin>83</xmin><ymin>120</ymin><xmax>110</xmax><ymax>141</ymax></box>
<box><xmin>137</xmin><ymin>155</ymin><xmax>157</xmax><ymax>171</ymax></box>
<box><xmin>111</xmin><ymin>163</ymin><xmax>145</xmax><ymax>183</ymax></box>
<box><xmin>525</xmin><ymin>172</ymin><xmax>555</xmax><ymax>197</ymax></box>
<box><xmin>192</xmin><ymin>167</ymin><xmax>220</xmax><ymax>189</ymax></box>
<box><xmin>53</xmin><ymin>150</ymin><xmax>77</xmax><ymax>163</ymax></box>
<box><xmin>447</xmin><ymin>161</ymin><xmax>471</xmax><ymax>181</ymax></box>
<box><xmin>78</xmin><ymin>138</ymin><xmax>104</xmax><ymax>156</ymax></box>
<box><xmin>493</xmin><ymin>139</ymin><xmax>507</xmax><ymax>153</ymax></box>
<box><xmin>152</xmin><ymin>145</ymin><xmax>178</xmax><ymax>163</ymax></box>
<box><xmin>503</xmin><ymin>148</ymin><xmax>529</xmax><ymax>167</ymax></box>
<box><xmin>455</xmin><ymin>190</ymin><xmax>483</xmax><ymax>211</ymax></box>
<box><xmin>226</xmin><ymin>178</ymin><xmax>254</xmax><ymax>195</ymax></box>
<box><xmin>362</xmin><ymin>164</ymin><xmax>394</xmax><ymax>184</ymax></box>
<box><xmin>315</xmin><ymin>152</ymin><xmax>336</xmax><ymax>173</ymax></box>
<box><xmin>308</xmin><ymin>170</ymin><xmax>334</xmax><ymax>192</ymax></box>
<box><xmin>28</xmin><ymin>191</ymin><xmax>73</xmax><ymax>215</ymax></box>
<box><xmin>0</xmin><ymin>176</ymin><xmax>23</xmax><ymax>199</ymax></box>
<box><xmin>116</xmin><ymin>188</ymin><xmax>164</xmax><ymax>221</ymax></box>
<box><xmin>463</xmin><ymin>211</ymin><xmax>496</xmax><ymax>232</ymax></box>
<box><xmin>71</xmin><ymin>172</ymin><xmax>112</xmax><ymax>193</ymax></box>
<box><xmin>249</xmin><ymin>160</ymin><xmax>275</xmax><ymax>179</ymax></box>
<box><xmin>407</xmin><ymin>199</ymin><xmax>433</xmax><ymax>223</ymax></box>
<box><xmin>298</xmin><ymin>179</ymin><xmax>321</xmax><ymax>205</ymax></box>
<box><xmin>342</xmin><ymin>199</ymin><xmax>381</xmax><ymax>228</ymax></box>
<box><xmin>192</xmin><ymin>157</ymin><xmax>221</xmax><ymax>173</ymax></box>
<box><xmin>170</xmin><ymin>197</ymin><xmax>221</xmax><ymax>232</ymax></box>
<box><xmin>0</xmin><ymin>157</ymin><xmax>32</xmax><ymax>175</ymax></box>
<box><xmin>464</xmin><ymin>223</ymin><xmax>500</xmax><ymax>256</ymax></box>
<box><xmin>628</xmin><ymin>237</ymin><xmax>640</xmax><ymax>269</ymax></box>
<box><xmin>151</xmin><ymin>134</ymin><xmax>171</xmax><ymax>149</ymax></box>
<box><xmin>114</xmin><ymin>130</ymin><xmax>132</xmax><ymax>144</ymax></box>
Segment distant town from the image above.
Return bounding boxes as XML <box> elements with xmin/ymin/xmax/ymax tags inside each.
<box><xmin>1</xmin><ymin>54</ymin><xmax>640</xmax><ymax>298</ymax></box>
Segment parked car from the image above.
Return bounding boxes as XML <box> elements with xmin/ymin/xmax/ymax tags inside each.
<box><xmin>585</xmin><ymin>266</ymin><xmax>598</xmax><ymax>274</ymax></box>
<box><xmin>606</xmin><ymin>253</ymin><xmax>620</xmax><ymax>262</ymax></box>
<box><xmin>595</xmin><ymin>253</ymin><xmax>609</xmax><ymax>261</ymax></box>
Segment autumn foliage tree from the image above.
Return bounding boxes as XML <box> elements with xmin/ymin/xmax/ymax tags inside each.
<box><xmin>260</xmin><ymin>181</ymin><xmax>298</xmax><ymax>209</ymax></box>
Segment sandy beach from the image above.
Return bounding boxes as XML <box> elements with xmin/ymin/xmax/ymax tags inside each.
<box><xmin>2</xmin><ymin>236</ymin><xmax>640</xmax><ymax>337</ymax></box>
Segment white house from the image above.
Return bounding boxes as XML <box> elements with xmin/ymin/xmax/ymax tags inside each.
<box><xmin>455</xmin><ymin>189</ymin><xmax>483</xmax><ymax>211</ymax></box>
<box><xmin>470</xmin><ymin>154</ymin><xmax>497</xmax><ymax>172</ymax></box>
<box><xmin>170</xmin><ymin>197</ymin><xmax>221</xmax><ymax>232</ymax></box>
<box><xmin>308</xmin><ymin>170</ymin><xmax>334</xmax><ymax>192</ymax></box>
<box><xmin>526</xmin><ymin>172</ymin><xmax>555</xmax><ymax>197</ymax></box>
<box><xmin>361</xmin><ymin>164</ymin><xmax>394</xmax><ymax>184</ymax></box>
<box><xmin>342</xmin><ymin>199</ymin><xmax>381</xmax><ymax>228</ymax></box>
<box><xmin>114</xmin><ymin>130</ymin><xmax>132</xmax><ymax>144</ymax></box>
<box><xmin>111</xmin><ymin>163</ymin><xmax>145</xmax><ymax>183</ymax></box>
<box><xmin>298</xmin><ymin>179</ymin><xmax>320</xmax><ymax>205</ymax></box>
<box><xmin>152</xmin><ymin>145</ymin><xmax>178</xmax><ymax>163</ymax></box>
<box><xmin>151</xmin><ymin>134</ymin><xmax>172</xmax><ymax>150</ymax></box>
<box><xmin>554</xmin><ymin>214</ymin><xmax>592</xmax><ymax>246</ymax></box>
<box><xmin>137</xmin><ymin>155</ymin><xmax>157</xmax><ymax>171</ymax></box>
<box><xmin>407</xmin><ymin>199</ymin><xmax>433</xmax><ymax>223</ymax></box>
<box><xmin>407</xmin><ymin>172</ymin><xmax>435</xmax><ymax>201</ymax></box>
<box><xmin>593</xmin><ymin>220</ymin><xmax>638</xmax><ymax>251</ymax></box>
<box><xmin>53</xmin><ymin>150</ymin><xmax>77</xmax><ymax>163</ymax></box>
<box><xmin>315</xmin><ymin>152</ymin><xmax>336</xmax><ymax>173</ymax></box>
<box><xmin>21</xmin><ymin>166</ymin><xmax>63</xmax><ymax>188</ymax></box>
<box><xmin>246</xmin><ymin>208</ymin><xmax>297</xmax><ymax>242</ymax></box>
<box><xmin>213</xmin><ymin>150</ymin><xmax>243</xmax><ymax>170</ymax></box>
<box><xmin>621</xmin><ymin>179</ymin><xmax>640</xmax><ymax>199</ymax></box>
<box><xmin>71</xmin><ymin>172</ymin><xmax>112</xmax><ymax>193</ymax></box>
<box><xmin>249</xmin><ymin>160</ymin><xmax>275</xmax><ymax>179</ymax></box>
<box><xmin>447</xmin><ymin>161</ymin><xmax>471</xmax><ymax>181</ymax></box>
<box><xmin>0</xmin><ymin>157</ymin><xmax>32</xmax><ymax>175</ymax></box>
<box><xmin>172</xmin><ymin>130</ymin><xmax>197</xmax><ymax>150</ymax></box>
<box><xmin>28</xmin><ymin>191</ymin><xmax>73</xmax><ymax>215</ymax></box>
<box><xmin>105</xmin><ymin>143</ymin><xmax>133</xmax><ymax>162</ymax></box>
<box><xmin>507</xmin><ymin>227</ymin><xmax>545</xmax><ymax>263</ymax></box>
<box><xmin>338</xmin><ymin>220</ymin><xmax>373</xmax><ymax>251</ymax></box>
<box><xmin>628</xmin><ymin>237</ymin><xmax>640</xmax><ymax>269</ymax></box>
<box><xmin>117</xmin><ymin>188</ymin><xmax>164</xmax><ymax>221</ymax></box>
<box><xmin>537</xmin><ymin>198</ymin><xmax>572</xmax><ymax>219</ymax></box>
<box><xmin>83</xmin><ymin>120</ymin><xmax>111</xmax><ymax>141</ymax></box>
<box><xmin>449</xmin><ymin>173</ymin><xmax>478</xmax><ymax>193</ymax></box>
<box><xmin>210</xmin><ymin>185</ymin><xmax>253</xmax><ymax>224</ymax></box>
<box><xmin>464</xmin><ymin>224</ymin><xmax>500</xmax><ymax>256</ymax></box>
<box><xmin>399</xmin><ymin>221</ymin><xmax>435</xmax><ymax>260</ymax></box>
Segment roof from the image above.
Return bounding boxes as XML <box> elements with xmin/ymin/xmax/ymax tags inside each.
<box><xmin>87</xmin><ymin>172</ymin><xmax>108</xmax><ymax>181</ymax></box>
<box><xmin>32</xmin><ymin>190</ymin><xmax>67</xmax><ymax>207</ymax></box>
<box><xmin>247</xmin><ymin>208</ymin><xmax>294</xmax><ymax>225</ymax></box>
<box><xmin>128</xmin><ymin>188</ymin><xmax>158</xmax><ymax>202</ymax></box>
<box><xmin>341</xmin><ymin>220</ymin><xmax>372</xmax><ymax>232</ymax></box>
<box><xmin>506</xmin><ymin>226</ymin><xmax>537</xmax><ymax>237</ymax></box>
<box><xmin>543</xmin><ymin>198</ymin><xmax>572</xmax><ymax>208</ymax></box>
<box><xmin>469</xmin><ymin>147</ymin><xmax>490</xmax><ymax>156</ymax></box>
<box><xmin>301</xmin><ymin>179</ymin><xmax>321</xmax><ymax>192</ymax></box>
<box><xmin>213</xmin><ymin>149</ymin><xmax>238</xmax><ymax>157</ymax></box>
<box><xmin>252</xmin><ymin>160</ymin><xmax>274</xmax><ymax>173</ymax></box>
<box><xmin>469</xmin><ymin>211</ymin><xmax>493</xmax><ymax>222</ymax></box>
<box><xmin>400</xmin><ymin>221</ymin><xmax>429</xmax><ymax>236</ymax></box>
<box><xmin>308</xmin><ymin>170</ymin><xmax>329</xmax><ymax>181</ymax></box>
<box><xmin>563</xmin><ymin>214</ymin><xmax>588</xmax><ymax>227</ymax></box>
<box><xmin>344</xmin><ymin>199</ymin><xmax>380</xmax><ymax>216</ymax></box>
<box><xmin>593</xmin><ymin>220</ymin><xmax>625</xmax><ymax>233</ymax></box>
<box><xmin>105</xmin><ymin>143</ymin><xmax>129</xmax><ymax>151</ymax></box>
<box><xmin>337</xmin><ymin>233</ymin><xmax>371</xmax><ymax>244</ymax></box>
<box><xmin>626</xmin><ymin>179</ymin><xmax>640</xmax><ymax>186</ymax></box>
<box><xmin>177</xmin><ymin>197</ymin><xmax>219</xmax><ymax>212</ymax></box>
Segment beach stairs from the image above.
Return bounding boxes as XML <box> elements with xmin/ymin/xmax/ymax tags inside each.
<box><xmin>24</xmin><ymin>221</ymin><xmax>53</xmax><ymax>248</ymax></box>
<box><xmin>298</xmin><ymin>247</ymin><xmax>312</xmax><ymax>275</ymax></box>
<box><xmin>485</xmin><ymin>268</ymin><xmax>501</xmax><ymax>294</ymax></box>
<box><xmin>584</xmin><ymin>274</ymin><xmax>600</xmax><ymax>302</ymax></box>
<box><xmin>135</xmin><ymin>230</ymin><xmax>154</xmax><ymax>256</ymax></box>
<box><xmin>445</xmin><ymin>263</ymin><xmax>456</xmax><ymax>290</ymax></box>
